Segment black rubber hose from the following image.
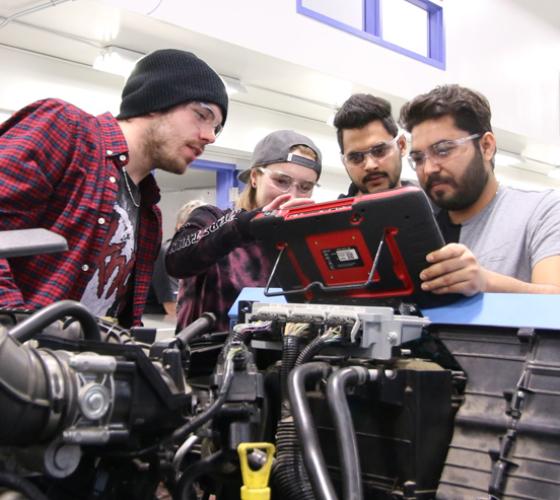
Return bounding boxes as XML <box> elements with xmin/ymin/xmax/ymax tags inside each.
<box><xmin>288</xmin><ymin>361</ymin><xmax>336</xmax><ymax>500</ymax></box>
<box><xmin>0</xmin><ymin>327</ymin><xmax>53</xmax><ymax>445</ymax></box>
<box><xmin>0</xmin><ymin>471</ymin><xmax>48</xmax><ymax>500</ymax></box>
<box><xmin>8</xmin><ymin>300</ymin><xmax>100</xmax><ymax>342</ymax></box>
<box><xmin>176</xmin><ymin>312</ymin><xmax>216</xmax><ymax>347</ymax></box>
<box><xmin>173</xmin><ymin>450</ymin><xmax>223</xmax><ymax>500</ymax></box>
<box><xmin>326</xmin><ymin>366</ymin><xmax>370</xmax><ymax>500</ymax></box>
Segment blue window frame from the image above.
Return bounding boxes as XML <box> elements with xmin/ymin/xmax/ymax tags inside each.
<box><xmin>191</xmin><ymin>159</ymin><xmax>239</xmax><ymax>209</ymax></box>
<box><xmin>296</xmin><ymin>0</ymin><xmax>445</xmax><ymax>69</ymax></box>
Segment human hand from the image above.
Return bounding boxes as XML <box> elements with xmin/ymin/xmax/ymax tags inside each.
<box><xmin>262</xmin><ymin>194</ymin><xmax>315</xmax><ymax>213</ymax></box>
<box><xmin>419</xmin><ymin>243</ymin><xmax>488</xmax><ymax>296</ymax></box>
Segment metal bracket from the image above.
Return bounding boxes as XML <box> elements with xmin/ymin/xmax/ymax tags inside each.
<box><xmin>264</xmin><ymin>233</ymin><xmax>385</xmax><ymax>297</ymax></box>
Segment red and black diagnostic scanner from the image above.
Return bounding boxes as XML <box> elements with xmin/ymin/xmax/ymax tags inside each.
<box><xmin>251</xmin><ymin>186</ymin><xmax>460</xmax><ymax>309</ymax></box>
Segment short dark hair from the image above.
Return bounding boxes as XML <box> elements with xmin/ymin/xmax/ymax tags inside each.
<box><xmin>334</xmin><ymin>94</ymin><xmax>398</xmax><ymax>153</ymax></box>
<box><xmin>399</xmin><ymin>84</ymin><xmax>492</xmax><ymax>135</ymax></box>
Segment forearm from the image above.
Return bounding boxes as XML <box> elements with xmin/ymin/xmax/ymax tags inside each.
<box><xmin>166</xmin><ymin>207</ymin><xmax>256</xmax><ymax>278</ymax></box>
<box><xmin>485</xmin><ymin>270</ymin><xmax>560</xmax><ymax>294</ymax></box>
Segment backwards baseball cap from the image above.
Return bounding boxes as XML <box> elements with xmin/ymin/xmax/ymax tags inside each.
<box><xmin>117</xmin><ymin>48</ymin><xmax>228</xmax><ymax>123</ymax></box>
<box><xmin>238</xmin><ymin>130</ymin><xmax>322</xmax><ymax>183</ymax></box>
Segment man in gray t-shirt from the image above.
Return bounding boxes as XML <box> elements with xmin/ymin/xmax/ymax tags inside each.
<box><xmin>399</xmin><ymin>84</ymin><xmax>560</xmax><ymax>295</ymax></box>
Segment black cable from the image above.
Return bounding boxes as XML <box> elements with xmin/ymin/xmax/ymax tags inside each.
<box><xmin>8</xmin><ymin>300</ymin><xmax>100</xmax><ymax>343</ymax></box>
<box><xmin>288</xmin><ymin>361</ymin><xmax>337</xmax><ymax>500</ymax></box>
<box><xmin>326</xmin><ymin>366</ymin><xmax>370</xmax><ymax>500</ymax></box>
<box><xmin>295</xmin><ymin>331</ymin><xmax>343</xmax><ymax>366</ymax></box>
<box><xmin>171</xmin><ymin>354</ymin><xmax>235</xmax><ymax>442</ymax></box>
<box><xmin>231</xmin><ymin>320</ymin><xmax>272</xmax><ymax>343</ymax></box>
<box><xmin>173</xmin><ymin>451</ymin><xmax>223</xmax><ymax>500</ymax></box>
<box><xmin>0</xmin><ymin>471</ymin><xmax>48</xmax><ymax>500</ymax></box>
<box><xmin>272</xmin><ymin>417</ymin><xmax>316</xmax><ymax>500</ymax></box>
<box><xmin>281</xmin><ymin>335</ymin><xmax>302</xmax><ymax>416</ymax></box>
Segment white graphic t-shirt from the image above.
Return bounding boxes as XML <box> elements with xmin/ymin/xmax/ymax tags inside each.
<box><xmin>81</xmin><ymin>175</ymin><xmax>139</xmax><ymax>317</ymax></box>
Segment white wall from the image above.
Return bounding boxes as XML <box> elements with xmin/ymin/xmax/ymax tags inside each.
<box><xmin>159</xmin><ymin>188</ymin><xmax>216</xmax><ymax>240</ymax></box>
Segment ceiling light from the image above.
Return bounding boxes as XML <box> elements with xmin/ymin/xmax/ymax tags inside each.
<box><xmin>93</xmin><ymin>46</ymin><xmax>144</xmax><ymax>78</ymax></box>
<box><xmin>221</xmin><ymin>75</ymin><xmax>247</xmax><ymax>96</ymax></box>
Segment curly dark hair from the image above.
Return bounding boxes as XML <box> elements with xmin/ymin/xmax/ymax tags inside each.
<box><xmin>399</xmin><ymin>84</ymin><xmax>492</xmax><ymax>135</ymax></box>
<box><xmin>333</xmin><ymin>93</ymin><xmax>398</xmax><ymax>153</ymax></box>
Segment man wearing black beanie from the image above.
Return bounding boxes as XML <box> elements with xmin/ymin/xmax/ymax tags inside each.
<box><xmin>0</xmin><ymin>48</ymin><xmax>229</xmax><ymax>328</ymax></box>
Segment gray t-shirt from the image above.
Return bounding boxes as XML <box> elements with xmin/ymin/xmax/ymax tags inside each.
<box><xmin>457</xmin><ymin>185</ymin><xmax>560</xmax><ymax>282</ymax></box>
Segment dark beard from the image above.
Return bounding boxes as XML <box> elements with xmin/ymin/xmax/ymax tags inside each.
<box><xmin>142</xmin><ymin>121</ymin><xmax>186</xmax><ymax>174</ymax></box>
<box><xmin>356</xmin><ymin>157</ymin><xmax>403</xmax><ymax>194</ymax></box>
<box><xmin>426</xmin><ymin>148</ymin><xmax>488</xmax><ymax>211</ymax></box>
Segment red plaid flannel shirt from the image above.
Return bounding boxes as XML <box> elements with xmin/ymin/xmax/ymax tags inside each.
<box><xmin>0</xmin><ymin>99</ymin><xmax>161</xmax><ymax>326</ymax></box>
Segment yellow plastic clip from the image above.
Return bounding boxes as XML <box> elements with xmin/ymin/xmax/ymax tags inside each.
<box><xmin>237</xmin><ymin>442</ymin><xmax>275</xmax><ymax>500</ymax></box>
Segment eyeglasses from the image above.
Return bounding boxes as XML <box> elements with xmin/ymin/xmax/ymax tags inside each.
<box><xmin>257</xmin><ymin>167</ymin><xmax>319</xmax><ymax>194</ymax></box>
<box><xmin>189</xmin><ymin>101</ymin><xmax>223</xmax><ymax>137</ymax></box>
<box><xmin>341</xmin><ymin>134</ymin><xmax>400</xmax><ymax>167</ymax></box>
<box><xmin>407</xmin><ymin>133</ymin><xmax>481</xmax><ymax>171</ymax></box>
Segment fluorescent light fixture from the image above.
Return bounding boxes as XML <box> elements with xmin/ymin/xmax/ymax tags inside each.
<box><xmin>93</xmin><ymin>46</ymin><xmax>144</xmax><ymax>78</ymax></box>
<box><xmin>221</xmin><ymin>75</ymin><xmax>247</xmax><ymax>96</ymax></box>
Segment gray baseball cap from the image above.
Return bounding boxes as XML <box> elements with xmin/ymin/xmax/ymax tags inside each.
<box><xmin>237</xmin><ymin>130</ymin><xmax>322</xmax><ymax>183</ymax></box>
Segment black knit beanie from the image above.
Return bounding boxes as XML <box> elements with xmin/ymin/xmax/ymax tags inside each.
<box><xmin>117</xmin><ymin>49</ymin><xmax>228</xmax><ymax>124</ymax></box>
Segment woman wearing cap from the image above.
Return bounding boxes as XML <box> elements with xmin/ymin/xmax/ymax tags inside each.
<box><xmin>166</xmin><ymin>130</ymin><xmax>322</xmax><ymax>331</ymax></box>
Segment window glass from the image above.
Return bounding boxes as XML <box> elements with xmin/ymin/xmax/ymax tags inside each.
<box><xmin>297</xmin><ymin>0</ymin><xmax>444</xmax><ymax>68</ymax></box>
<box><xmin>302</xmin><ymin>0</ymin><xmax>363</xmax><ymax>29</ymax></box>
<box><xmin>380</xmin><ymin>0</ymin><xmax>429</xmax><ymax>56</ymax></box>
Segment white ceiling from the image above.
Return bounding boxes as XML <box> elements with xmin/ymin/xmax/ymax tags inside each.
<box><xmin>0</xmin><ymin>0</ymin><xmax>359</xmax><ymax>125</ymax></box>
<box><xmin>508</xmin><ymin>0</ymin><xmax>560</xmax><ymax>30</ymax></box>
<box><xmin>2</xmin><ymin>0</ymin><xmax>560</xmax><ymax>131</ymax></box>
<box><xmin>1</xmin><ymin>0</ymin><xmax>560</xmax><ymax>188</ymax></box>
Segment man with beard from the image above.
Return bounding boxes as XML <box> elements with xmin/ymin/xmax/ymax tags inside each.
<box><xmin>0</xmin><ymin>49</ymin><xmax>228</xmax><ymax>326</ymax></box>
<box><xmin>399</xmin><ymin>84</ymin><xmax>560</xmax><ymax>295</ymax></box>
<box><xmin>334</xmin><ymin>93</ymin><xmax>410</xmax><ymax>197</ymax></box>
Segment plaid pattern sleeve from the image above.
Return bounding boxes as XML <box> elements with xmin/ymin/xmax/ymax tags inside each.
<box><xmin>0</xmin><ymin>99</ymin><xmax>78</xmax><ymax>308</ymax></box>
<box><xmin>0</xmin><ymin>99</ymin><xmax>161</xmax><ymax>325</ymax></box>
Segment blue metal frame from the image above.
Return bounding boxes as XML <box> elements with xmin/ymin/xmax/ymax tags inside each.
<box><xmin>296</xmin><ymin>0</ymin><xmax>445</xmax><ymax>69</ymax></box>
<box><xmin>190</xmin><ymin>159</ymin><xmax>239</xmax><ymax>209</ymax></box>
<box><xmin>364</xmin><ymin>0</ymin><xmax>381</xmax><ymax>36</ymax></box>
